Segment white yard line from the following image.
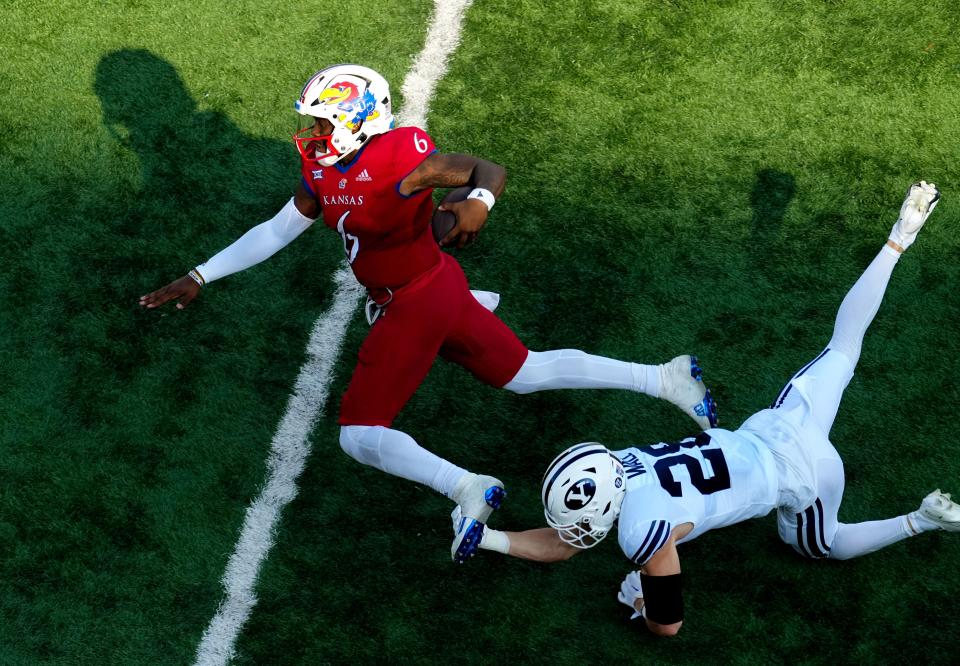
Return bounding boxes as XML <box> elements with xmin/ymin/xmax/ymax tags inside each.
<box><xmin>193</xmin><ymin>2</ymin><xmax>473</xmax><ymax>664</ymax></box>
<box><xmin>398</xmin><ymin>0</ymin><xmax>474</xmax><ymax>128</ymax></box>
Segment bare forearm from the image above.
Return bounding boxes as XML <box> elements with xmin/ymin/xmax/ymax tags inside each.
<box><xmin>467</xmin><ymin>157</ymin><xmax>506</xmax><ymax>197</ymax></box>
<box><xmin>401</xmin><ymin>152</ymin><xmax>506</xmax><ymax>197</ymax></box>
<box><xmin>500</xmin><ymin>528</ymin><xmax>578</xmax><ymax>562</ymax></box>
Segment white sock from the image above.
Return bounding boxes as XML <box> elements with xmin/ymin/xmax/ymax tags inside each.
<box><xmin>827</xmin><ymin>245</ymin><xmax>900</xmax><ymax>364</ymax></box>
<box><xmin>339</xmin><ymin>425</ymin><xmax>467</xmax><ymax>497</ymax></box>
<box><xmin>905</xmin><ymin>511</ymin><xmax>940</xmax><ymax>534</ymax></box>
<box><xmin>828</xmin><ymin>517</ymin><xmax>914</xmax><ymax>560</ymax></box>
<box><xmin>503</xmin><ymin>349</ymin><xmax>660</xmax><ymax>396</ymax></box>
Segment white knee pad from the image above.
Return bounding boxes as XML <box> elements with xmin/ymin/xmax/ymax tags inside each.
<box><xmin>339</xmin><ymin>425</ymin><xmax>385</xmax><ymax>470</ymax></box>
<box><xmin>504</xmin><ymin>350</ymin><xmax>562</xmax><ymax>394</ymax></box>
<box><xmin>825</xmin><ymin>337</ymin><xmax>861</xmax><ymax>369</ymax></box>
<box><xmin>777</xmin><ymin>458</ymin><xmax>844</xmax><ymax>559</ymax></box>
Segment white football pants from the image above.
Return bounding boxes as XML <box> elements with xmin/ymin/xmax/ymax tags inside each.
<box><xmin>766</xmin><ymin>245</ymin><xmax>935</xmax><ymax>560</ymax></box>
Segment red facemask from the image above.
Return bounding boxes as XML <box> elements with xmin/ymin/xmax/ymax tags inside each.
<box><xmin>292</xmin><ymin>125</ymin><xmax>341</xmax><ymax>164</ymax></box>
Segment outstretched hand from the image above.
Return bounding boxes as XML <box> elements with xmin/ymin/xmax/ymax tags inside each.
<box><xmin>139</xmin><ymin>275</ymin><xmax>201</xmax><ymax>310</ymax></box>
<box><xmin>438</xmin><ymin>197</ymin><xmax>489</xmax><ymax>248</ymax></box>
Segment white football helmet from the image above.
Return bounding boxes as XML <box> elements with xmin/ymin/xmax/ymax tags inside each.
<box><xmin>542</xmin><ymin>442</ymin><xmax>626</xmax><ymax>549</ymax></box>
<box><xmin>293</xmin><ymin>64</ymin><xmax>396</xmax><ymax>166</ymax></box>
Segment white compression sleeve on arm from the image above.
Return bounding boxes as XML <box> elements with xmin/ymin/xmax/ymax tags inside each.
<box><xmin>195</xmin><ymin>197</ymin><xmax>315</xmax><ymax>283</ymax></box>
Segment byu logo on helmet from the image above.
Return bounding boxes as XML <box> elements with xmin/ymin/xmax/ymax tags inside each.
<box><xmin>564</xmin><ymin>478</ymin><xmax>596</xmax><ymax>510</ymax></box>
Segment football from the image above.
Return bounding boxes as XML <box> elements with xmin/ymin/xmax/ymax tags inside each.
<box><xmin>432</xmin><ymin>186</ymin><xmax>472</xmax><ymax>244</ymax></box>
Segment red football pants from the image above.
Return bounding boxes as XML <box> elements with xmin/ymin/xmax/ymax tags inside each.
<box><xmin>338</xmin><ymin>253</ymin><xmax>529</xmax><ymax>426</ymax></box>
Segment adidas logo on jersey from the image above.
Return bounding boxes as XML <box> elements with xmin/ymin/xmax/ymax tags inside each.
<box><xmin>355</xmin><ymin>169</ymin><xmax>373</xmax><ymax>182</ymax></box>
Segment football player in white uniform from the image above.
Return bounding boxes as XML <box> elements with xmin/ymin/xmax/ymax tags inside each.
<box><xmin>461</xmin><ymin>181</ymin><xmax>960</xmax><ymax>635</ymax></box>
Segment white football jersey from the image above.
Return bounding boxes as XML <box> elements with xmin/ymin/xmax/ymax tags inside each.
<box><xmin>612</xmin><ymin>429</ymin><xmax>779</xmax><ymax>565</ymax></box>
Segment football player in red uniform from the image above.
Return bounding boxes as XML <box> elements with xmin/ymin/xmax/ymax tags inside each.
<box><xmin>139</xmin><ymin>64</ymin><xmax>717</xmax><ymax>562</ymax></box>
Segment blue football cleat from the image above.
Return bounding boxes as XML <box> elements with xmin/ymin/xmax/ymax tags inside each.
<box><xmin>659</xmin><ymin>355</ymin><xmax>719</xmax><ymax>429</ymax></box>
<box><xmin>449</xmin><ymin>475</ymin><xmax>506</xmax><ymax>563</ymax></box>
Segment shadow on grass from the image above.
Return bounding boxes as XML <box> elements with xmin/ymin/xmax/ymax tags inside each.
<box><xmin>0</xmin><ymin>49</ymin><xmax>326</xmax><ymax>664</ymax></box>
<box><xmin>94</xmin><ymin>49</ymin><xmax>294</xmax><ymax>243</ymax></box>
<box><xmin>749</xmin><ymin>167</ymin><xmax>797</xmax><ymax>272</ymax></box>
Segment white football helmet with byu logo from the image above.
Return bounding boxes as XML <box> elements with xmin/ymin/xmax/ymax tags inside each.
<box><xmin>542</xmin><ymin>442</ymin><xmax>626</xmax><ymax>549</ymax></box>
<box><xmin>294</xmin><ymin>64</ymin><xmax>396</xmax><ymax>166</ymax></box>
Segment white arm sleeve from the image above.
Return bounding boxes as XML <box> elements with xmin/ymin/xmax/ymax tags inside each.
<box><xmin>195</xmin><ymin>197</ymin><xmax>315</xmax><ymax>283</ymax></box>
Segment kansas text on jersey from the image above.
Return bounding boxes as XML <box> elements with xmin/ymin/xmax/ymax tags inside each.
<box><xmin>300</xmin><ymin>126</ymin><xmax>439</xmax><ymax>289</ymax></box>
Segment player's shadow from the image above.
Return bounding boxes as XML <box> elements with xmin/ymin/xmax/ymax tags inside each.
<box><xmin>691</xmin><ymin>168</ymin><xmax>800</xmax><ymax>390</ymax></box>
<box><xmin>63</xmin><ymin>50</ymin><xmax>339</xmax><ymax>431</ymax></box>
<box><xmin>748</xmin><ymin>167</ymin><xmax>796</xmax><ymax>271</ymax></box>
<box><xmin>95</xmin><ymin>49</ymin><xmax>296</xmax><ymax>252</ymax></box>
<box><xmin>0</xmin><ymin>50</ymin><xmax>343</xmax><ymax>660</ymax></box>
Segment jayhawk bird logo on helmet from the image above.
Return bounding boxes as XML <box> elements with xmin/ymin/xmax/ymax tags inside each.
<box><xmin>318</xmin><ymin>80</ymin><xmax>361</xmax><ymax>107</ymax></box>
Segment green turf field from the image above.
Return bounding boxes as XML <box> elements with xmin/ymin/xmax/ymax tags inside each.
<box><xmin>2</xmin><ymin>0</ymin><xmax>959</xmax><ymax>663</ymax></box>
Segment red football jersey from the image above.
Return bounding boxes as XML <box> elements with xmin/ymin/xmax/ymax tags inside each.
<box><xmin>300</xmin><ymin>126</ymin><xmax>440</xmax><ymax>289</ymax></box>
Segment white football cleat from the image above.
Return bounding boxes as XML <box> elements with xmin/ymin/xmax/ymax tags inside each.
<box><xmin>889</xmin><ymin>181</ymin><xmax>940</xmax><ymax>251</ymax></box>
<box><xmin>918</xmin><ymin>489</ymin><xmax>960</xmax><ymax>532</ymax></box>
<box><xmin>658</xmin><ymin>355</ymin><xmax>718</xmax><ymax>430</ymax></box>
<box><xmin>449</xmin><ymin>473</ymin><xmax>506</xmax><ymax>563</ymax></box>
